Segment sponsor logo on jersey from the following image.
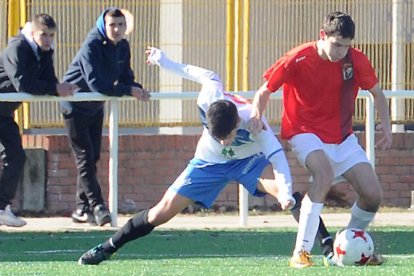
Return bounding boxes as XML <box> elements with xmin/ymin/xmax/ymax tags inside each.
<box><xmin>295</xmin><ymin>56</ymin><xmax>306</xmax><ymax>63</ymax></box>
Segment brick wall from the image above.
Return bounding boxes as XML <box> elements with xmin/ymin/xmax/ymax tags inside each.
<box><xmin>20</xmin><ymin>132</ymin><xmax>414</xmax><ymax>215</ymax></box>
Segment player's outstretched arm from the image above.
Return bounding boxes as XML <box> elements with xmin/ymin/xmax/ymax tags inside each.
<box><xmin>145</xmin><ymin>46</ymin><xmax>220</xmax><ymax>86</ymax></box>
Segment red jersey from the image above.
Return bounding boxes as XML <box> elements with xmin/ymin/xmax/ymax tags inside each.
<box><xmin>264</xmin><ymin>42</ymin><xmax>378</xmax><ymax>143</ymax></box>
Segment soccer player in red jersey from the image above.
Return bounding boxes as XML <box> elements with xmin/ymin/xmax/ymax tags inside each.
<box><xmin>249</xmin><ymin>11</ymin><xmax>392</xmax><ymax>267</ymax></box>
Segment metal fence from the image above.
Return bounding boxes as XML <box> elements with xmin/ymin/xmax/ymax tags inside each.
<box><xmin>2</xmin><ymin>0</ymin><xmax>414</xmax><ymax>128</ymax></box>
<box><xmin>2</xmin><ymin>90</ymin><xmax>413</xmax><ymax>226</ymax></box>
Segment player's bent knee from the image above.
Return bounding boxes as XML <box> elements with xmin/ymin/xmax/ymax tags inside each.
<box><xmin>360</xmin><ymin>193</ymin><xmax>382</xmax><ymax>211</ymax></box>
<box><xmin>362</xmin><ymin>184</ymin><xmax>383</xmax><ymax>206</ymax></box>
<box><xmin>148</xmin><ymin>206</ymin><xmax>177</xmax><ymax>226</ymax></box>
<box><xmin>148</xmin><ymin>211</ymin><xmax>166</xmax><ymax>226</ymax></box>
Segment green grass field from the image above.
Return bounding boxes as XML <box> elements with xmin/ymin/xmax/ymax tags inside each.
<box><xmin>0</xmin><ymin>227</ymin><xmax>413</xmax><ymax>275</ymax></box>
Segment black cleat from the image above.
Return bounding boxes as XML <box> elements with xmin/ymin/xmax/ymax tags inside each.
<box><xmin>321</xmin><ymin>237</ymin><xmax>336</xmax><ymax>266</ymax></box>
<box><xmin>321</xmin><ymin>236</ymin><xmax>334</xmax><ymax>256</ymax></box>
<box><xmin>93</xmin><ymin>204</ymin><xmax>112</xmax><ymax>226</ymax></box>
<box><xmin>78</xmin><ymin>244</ymin><xmax>113</xmax><ymax>265</ymax></box>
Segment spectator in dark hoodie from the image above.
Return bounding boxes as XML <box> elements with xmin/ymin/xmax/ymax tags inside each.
<box><xmin>0</xmin><ymin>13</ymin><xmax>76</xmax><ymax>227</ymax></box>
<box><xmin>62</xmin><ymin>7</ymin><xmax>150</xmax><ymax>227</ymax></box>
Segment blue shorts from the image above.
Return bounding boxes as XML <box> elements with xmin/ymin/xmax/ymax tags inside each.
<box><xmin>168</xmin><ymin>153</ymin><xmax>269</xmax><ymax>208</ymax></box>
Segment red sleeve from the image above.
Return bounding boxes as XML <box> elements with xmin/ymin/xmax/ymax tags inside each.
<box><xmin>263</xmin><ymin>55</ymin><xmax>290</xmax><ymax>92</ymax></box>
<box><xmin>353</xmin><ymin>50</ymin><xmax>379</xmax><ymax>90</ymax></box>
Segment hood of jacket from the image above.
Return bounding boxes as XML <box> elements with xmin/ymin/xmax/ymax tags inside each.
<box><xmin>20</xmin><ymin>22</ymin><xmax>39</xmax><ymax>58</ymax></box>
<box><xmin>96</xmin><ymin>7</ymin><xmax>119</xmax><ymax>39</ymax></box>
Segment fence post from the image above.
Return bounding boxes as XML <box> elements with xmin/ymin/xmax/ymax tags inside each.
<box><xmin>365</xmin><ymin>92</ymin><xmax>376</xmax><ymax>168</ymax></box>
<box><xmin>391</xmin><ymin>0</ymin><xmax>406</xmax><ymax>132</ymax></box>
<box><xmin>109</xmin><ymin>99</ymin><xmax>119</xmax><ymax>227</ymax></box>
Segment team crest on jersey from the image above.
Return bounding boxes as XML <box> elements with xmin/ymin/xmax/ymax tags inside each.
<box><xmin>343</xmin><ymin>63</ymin><xmax>353</xmax><ymax>80</ymax></box>
<box><xmin>221</xmin><ymin>147</ymin><xmax>235</xmax><ymax>158</ymax></box>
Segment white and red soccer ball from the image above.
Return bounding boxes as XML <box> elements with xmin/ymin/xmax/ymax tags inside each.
<box><xmin>333</xmin><ymin>228</ymin><xmax>374</xmax><ymax>266</ymax></box>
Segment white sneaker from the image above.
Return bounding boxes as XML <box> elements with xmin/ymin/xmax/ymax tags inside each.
<box><xmin>0</xmin><ymin>205</ymin><xmax>27</xmax><ymax>227</ymax></box>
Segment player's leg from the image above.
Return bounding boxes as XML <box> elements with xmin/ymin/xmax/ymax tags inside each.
<box><xmin>256</xmin><ymin>150</ymin><xmax>330</xmax><ymax>268</ymax></box>
<box><xmin>287</xmin><ymin>133</ymin><xmax>336</xmax><ymax>267</ymax></box>
<box><xmin>237</xmin><ymin>150</ymin><xmax>330</xmax><ymax>268</ymax></box>
<box><xmin>78</xmin><ymin>159</ymin><xmax>226</xmax><ymax>265</ymax></box>
<box><xmin>343</xmin><ymin>162</ymin><xmax>382</xmax><ymax>228</ymax></box>
<box><xmin>107</xmin><ymin>189</ymin><xmax>192</xmax><ymax>251</ymax></box>
<box><xmin>256</xmin><ymin>162</ymin><xmax>334</xmax><ymax>262</ymax></box>
<box><xmin>288</xmin><ymin>149</ymin><xmax>333</xmax><ymax>267</ymax></box>
<box><xmin>290</xmin><ymin>192</ymin><xmax>333</xmax><ymax>259</ymax></box>
<box><xmin>342</xmin><ymin>162</ymin><xmax>384</xmax><ymax>265</ymax></box>
<box><xmin>78</xmin><ymin>189</ymin><xmax>192</xmax><ymax>265</ymax></box>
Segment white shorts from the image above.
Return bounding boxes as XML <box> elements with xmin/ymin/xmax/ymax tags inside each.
<box><xmin>289</xmin><ymin>133</ymin><xmax>370</xmax><ymax>184</ymax></box>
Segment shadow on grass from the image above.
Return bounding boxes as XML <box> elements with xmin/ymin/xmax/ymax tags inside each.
<box><xmin>0</xmin><ymin>227</ymin><xmax>412</xmax><ymax>262</ymax></box>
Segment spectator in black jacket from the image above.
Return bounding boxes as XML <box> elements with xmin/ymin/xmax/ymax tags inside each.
<box><xmin>62</xmin><ymin>7</ymin><xmax>150</xmax><ymax>227</ymax></box>
<box><xmin>0</xmin><ymin>13</ymin><xmax>76</xmax><ymax>227</ymax></box>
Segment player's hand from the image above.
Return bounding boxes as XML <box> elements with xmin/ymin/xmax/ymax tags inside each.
<box><xmin>248</xmin><ymin>117</ymin><xmax>266</xmax><ymax>135</ymax></box>
<box><xmin>375</xmin><ymin>123</ymin><xmax>392</xmax><ymax>150</ymax></box>
<box><xmin>131</xmin><ymin>86</ymin><xmax>150</xmax><ymax>101</ymax></box>
<box><xmin>56</xmin><ymin>82</ymin><xmax>77</xmax><ymax>97</ymax></box>
<box><xmin>280</xmin><ymin>196</ymin><xmax>296</xmax><ymax>211</ymax></box>
<box><xmin>145</xmin><ymin>46</ymin><xmax>162</xmax><ymax>65</ymax></box>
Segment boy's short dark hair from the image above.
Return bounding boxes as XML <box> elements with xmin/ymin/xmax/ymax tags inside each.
<box><xmin>207</xmin><ymin>100</ymin><xmax>239</xmax><ymax>140</ymax></box>
<box><xmin>32</xmin><ymin>13</ymin><xmax>56</xmax><ymax>30</ymax></box>
<box><xmin>105</xmin><ymin>7</ymin><xmax>125</xmax><ymax>18</ymax></box>
<box><xmin>322</xmin><ymin>11</ymin><xmax>355</xmax><ymax>39</ymax></box>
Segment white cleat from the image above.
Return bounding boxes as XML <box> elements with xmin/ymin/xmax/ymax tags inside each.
<box><xmin>0</xmin><ymin>205</ymin><xmax>27</xmax><ymax>227</ymax></box>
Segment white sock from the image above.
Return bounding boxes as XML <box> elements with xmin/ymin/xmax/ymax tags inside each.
<box><xmin>347</xmin><ymin>203</ymin><xmax>376</xmax><ymax>229</ymax></box>
<box><xmin>294</xmin><ymin>195</ymin><xmax>324</xmax><ymax>254</ymax></box>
